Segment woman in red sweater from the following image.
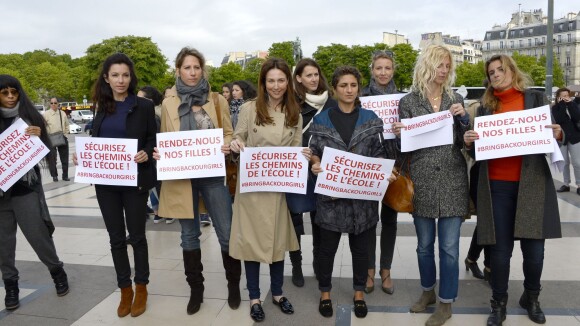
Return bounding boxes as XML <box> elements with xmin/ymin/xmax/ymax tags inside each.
<box><xmin>464</xmin><ymin>54</ymin><xmax>563</xmax><ymax>326</ymax></box>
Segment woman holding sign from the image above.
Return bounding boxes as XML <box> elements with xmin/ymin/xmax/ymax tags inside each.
<box><xmin>287</xmin><ymin>58</ymin><xmax>337</xmax><ymax>287</ymax></box>
<box><xmin>309</xmin><ymin>66</ymin><xmax>387</xmax><ymax>319</ymax></box>
<box><xmin>394</xmin><ymin>44</ymin><xmax>470</xmax><ymax>326</ymax></box>
<box><xmin>156</xmin><ymin>47</ymin><xmax>239</xmax><ymax>316</ymax></box>
<box><xmin>361</xmin><ymin>50</ymin><xmax>400</xmax><ymax>295</ymax></box>
<box><xmin>463</xmin><ymin>54</ymin><xmax>562</xmax><ymax>326</ymax></box>
<box><xmin>0</xmin><ymin>74</ymin><xmax>69</xmax><ymax>311</ymax></box>
<box><xmin>229</xmin><ymin>58</ymin><xmax>306</xmax><ymax>322</ymax></box>
<box><xmin>88</xmin><ymin>53</ymin><xmax>157</xmax><ymax>318</ymax></box>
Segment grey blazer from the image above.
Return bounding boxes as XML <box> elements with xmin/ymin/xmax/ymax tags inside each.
<box><xmin>399</xmin><ymin>90</ymin><xmax>470</xmax><ymax>219</ymax></box>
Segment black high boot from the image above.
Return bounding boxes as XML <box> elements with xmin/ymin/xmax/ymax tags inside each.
<box><xmin>221</xmin><ymin>251</ymin><xmax>241</xmax><ymax>309</ymax></box>
<box><xmin>486</xmin><ymin>296</ymin><xmax>507</xmax><ymax>326</ymax></box>
<box><xmin>289</xmin><ymin>235</ymin><xmax>304</xmax><ymax>287</ymax></box>
<box><xmin>3</xmin><ymin>279</ymin><xmax>20</xmax><ymax>310</ymax></box>
<box><xmin>50</xmin><ymin>267</ymin><xmax>70</xmax><ymax>296</ymax></box>
<box><xmin>183</xmin><ymin>249</ymin><xmax>204</xmax><ymax>315</ymax></box>
<box><xmin>519</xmin><ymin>289</ymin><xmax>546</xmax><ymax>324</ymax></box>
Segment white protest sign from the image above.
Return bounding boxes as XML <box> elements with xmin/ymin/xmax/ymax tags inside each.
<box><xmin>401</xmin><ymin>111</ymin><xmax>454</xmax><ymax>152</ymax></box>
<box><xmin>314</xmin><ymin>147</ymin><xmax>395</xmax><ymax>201</ymax></box>
<box><xmin>156</xmin><ymin>129</ymin><xmax>225</xmax><ymax>180</ymax></box>
<box><xmin>0</xmin><ymin>119</ymin><xmax>50</xmax><ymax>191</ymax></box>
<box><xmin>239</xmin><ymin>147</ymin><xmax>308</xmax><ymax>194</ymax></box>
<box><xmin>75</xmin><ymin>137</ymin><xmax>138</xmax><ymax>186</ymax></box>
<box><xmin>360</xmin><ymin>93</ymin><xmax>406</xmax><ymax>139</ymax></box>
<box><xmin>474</xmin><ymin>105</ymin><xmax>554</xmax><ymax>161</ymax></box>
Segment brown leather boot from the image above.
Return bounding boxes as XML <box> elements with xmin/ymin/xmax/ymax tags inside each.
<box><xmin>130</xmin><ymin>284</ymin><xmax>148</xmax><ymax>317</ymax></box>
<box><xmin>117</xmin><ymin>286</ymin><xmax>134</xmax><ymax>317</ymax></box>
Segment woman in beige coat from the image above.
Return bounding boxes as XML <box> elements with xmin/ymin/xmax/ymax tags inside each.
<box><xmin>156</xmin><ymin>47</ymin><xmax>241</xmax><ymax>316</ymax></box>
<box><xmin>229</xmin><ymin>58</ymin><xmax>311</xmax><ymax>322</ymax></box>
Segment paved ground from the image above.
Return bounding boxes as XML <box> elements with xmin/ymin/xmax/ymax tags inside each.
<box><xmin>1</xmin><ymin>134</ymin><xmax>579</xmax><ymax>326</ymax></box>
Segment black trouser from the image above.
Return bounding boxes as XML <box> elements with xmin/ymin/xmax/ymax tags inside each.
<box><xmin>318</xmin><ymin>227</ymin><xmax>371</xmax><ymax>292</ymax></box>
<box><xmin>95</xmin><ymin>185</ymin><xmax>150</xmax><ymax>288</ymax></box>
<box><xmin>368</xmin><ymin>204</ymin><xmax>397</xmax><ymax>270</ymax></box>
<box><xmin>48</xmin><ymin>142</ymin><xmax>69</xmax><ymax>179</ymax></box>
<box><xmin>467</xmin><ymin>226</ymin><xmax>490</xmax><ymax>268</ymax></box>
<box><xmin>289</xmin><ymin>211</ymin><xmax>320</xmax><ymax>264</ymax></box>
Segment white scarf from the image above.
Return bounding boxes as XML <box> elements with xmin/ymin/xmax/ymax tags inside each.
<box><xmin>303</xmin><ymin>91</ymin><xmax>329</xmax><ymax>133</ymax></box>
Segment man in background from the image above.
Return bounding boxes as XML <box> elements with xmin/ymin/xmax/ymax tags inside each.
<box><xmin>44</xmin><ymin>98</ymin><xmax>70</xmax><ymax>182</ymax></box>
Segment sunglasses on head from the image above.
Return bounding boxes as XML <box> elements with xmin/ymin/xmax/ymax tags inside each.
<box><xmin>0</xmin><ymin>88</ymin><xmax>19</xmax><ymax>97</ymax></box>
<box><xmin>50</xmin><ymin>102</ymin><xmax>59</xmax><ymax>104</ymax></box>
<box><xmin>373</xmin><ymin>50</ymin><xmax>395</xmax><ymax>58</ymax></box>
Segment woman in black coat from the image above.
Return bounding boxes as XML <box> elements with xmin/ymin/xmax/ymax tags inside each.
<box><xmin>552</xmin><ymin>87</ymin><xmax>580</xmax><ymax>194</ymax></box>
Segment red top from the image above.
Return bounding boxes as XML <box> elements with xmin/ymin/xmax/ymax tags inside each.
<box><xmin>488</xmin><ymin>88</ymin><xmax>524</xmax><ymax>182</ymax></box>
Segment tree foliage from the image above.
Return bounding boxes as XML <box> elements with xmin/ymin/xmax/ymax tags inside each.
<box><xmin>267</xmin><ymin>41</ymin><xmax>295</xmax><ymax>66</ymax></box>
<box><xmin>455</xmin><ymin>61</ymin><xmax>486</xmax><ymax>87</ymax></box>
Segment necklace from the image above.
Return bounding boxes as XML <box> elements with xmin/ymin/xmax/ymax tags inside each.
<box><xmin>431</xmin><ymin>96</ymin><xmax>440</xmax><ymax>101</ymax></box>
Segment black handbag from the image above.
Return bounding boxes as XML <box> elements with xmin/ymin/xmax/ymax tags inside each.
<box><xmin>286</xmin><ymin>173</ymin><xmax>317</xmax><ymax>214</ymax></box>
<box><xmin>48</xmin><ymin>110</ymin><xmax>67</xmax><ymax>147</ymax></box>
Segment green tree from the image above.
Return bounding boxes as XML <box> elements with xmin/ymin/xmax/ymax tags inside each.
<box><xmin>0</xmin><ymin>66</ymin><xmax>38</xmax><ymax>102</ymax></box>
<box><xmin>455</xmin><ymin>61</ymin><xmax>486</xmax><ymax>87</ymax></box>
<box><xmin>208</xmin><ymin>62</ymin><xmax>246</xmax><ymax>92</ymax></box>
<box><xmin>84</xmin><ymin>35</ymin><xmax>169</xmax><ymax>94</ymax></box>
<box><xmin>538</xmin><ymin>55</ymin><xmax>565</xmax><ymax>87</ymax></box>
<box><xmin>243</xmin><ymin>58</ymin><xmax>265</xmax><ymax>86</ymax></box>
<box><xmin>391</xmin><ymin>43</ymin><xmax>419</xmax><ymax>90</ymax></box>
<box><xmin>267</xmin><ymin>41</ymin><xmax>295</xmax><ymax>66</ymax></box>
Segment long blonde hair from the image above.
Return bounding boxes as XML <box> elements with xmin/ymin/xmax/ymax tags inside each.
<box><xmin>482</xmin><ymin>54</ymin><xmax>532</xmax><ymax>112</ymax></box>
<box><xmin>411</xmin><ymin>45</ymin><xmax>455</xmax><ymax>100</ymax></box>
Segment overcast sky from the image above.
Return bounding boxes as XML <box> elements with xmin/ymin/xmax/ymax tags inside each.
<box><xmin>1</xmin><ymin>0</ymin><xmax>578</xmax><ymax>67</ymax></box>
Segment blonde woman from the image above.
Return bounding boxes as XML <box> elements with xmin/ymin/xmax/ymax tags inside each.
<box><xmin>393</xmin><ymin>45</ymin><xmax>470</xmax><ymax>326</ymax></box>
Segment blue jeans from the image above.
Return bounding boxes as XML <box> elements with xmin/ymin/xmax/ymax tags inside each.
<box><xmin>179</xmin><ymin>177</ymin><xmax>233</xmax><ymax>252</ymax></box>
<box><xmin>413</xmin><ymin>216</ymin><xmax>462</xmax><ymax>303</ymax></box>
<box><xmin>244</xmin><ymin>260</ymin><xmax>284</xmax><ymax>300</ymax></box>
<box><xmin>489</xmin><ymin>180</ymin><xmax>545</xmax><ymax>301</ymax></box>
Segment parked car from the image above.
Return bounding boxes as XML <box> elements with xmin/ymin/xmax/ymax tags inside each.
<box><xmin>70</xmin><ymin>110</ymin><xmax>94</xmax><ymax>123</ymax></box>
<box><xmin>69</xmin><ymin>119</ymin><xmax>82</xmax><ymax>134</ymax></box>
<box><xmin>34</xmin><ymin>104</ymin><xmax>45</xmax><ymax>112</ymax></box>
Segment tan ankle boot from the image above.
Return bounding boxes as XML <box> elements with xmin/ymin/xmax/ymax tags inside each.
<box><xmin>117</xmin><ymin>286</ymin><xmax>134</xmax><ymax>317</ymax></box>
<box><xmin>131</xmin><ymin>284</ymin><xmax>148</xmax><ymax>317</ymax></box>
<box><xmin>425</xmin><ymin>302</ymin><xmax>452</xmax><ymax>326</ymax></box>
<box><xmin>410</xmin><ymin>289</ymin><xmax>436</xmax><ymax>313</ymax></box>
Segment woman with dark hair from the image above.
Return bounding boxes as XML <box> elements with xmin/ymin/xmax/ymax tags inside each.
<box><xmin>229</xmin><ymin>57</ymin><xmax>309</xmax><ymax>322</ymax></box>
<box><xmin>288</xmin><ymin>58</ymin><xmax>337</xmax><ymax>287</ymax></box>
<box><xmin>83</xmin><ymin>53</ymin><xmax>157</xmax><ymax>318</ymax></box>
<box><xmin>310</xmin><ymin>66</ymin><xmax>390</xmax><ymax>319</ymax></box>
<box><xmin>464</xmin><ymin>54</ymin><xmax>563</xmax><ymax>326</ymax></box>
<box><xmin>156</xmin><ymin>47</ymin><xmax>240</xmax><ymax>316</ymax></box>
<box><xmin>552</xmin><ymin>87</ymin><xmax>580</xmax><ymax>195</ymax></box>
<box><xmin>394</xmin><ymin>45</ymin><xmax>470</xmax><ymax>326</ymax></box>
<box><xmin>0</xmin><ymin>74</ymin><xmax>69</xmax><ymax>311</ymax></box>
<box><xmin>222</xmin><ymin>82</ymin><xmax>233</xmax><ymax>102</ymax></box>
<box><xmin>361</xmin><ymin>51</ymin><xmax>400</xmax><ymax>295</ymax></box>
<box><xmin>230</xmin><ymin>80</ymin><xmax>257</xmax><ymax>130</ymax></box>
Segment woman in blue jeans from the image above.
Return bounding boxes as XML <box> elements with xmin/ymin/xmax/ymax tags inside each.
<box><xmin>464</xmin><ymin>54</ymin><xmax>562</xmax><ymax>326</ymax></box>
<box><xmin>156</xmin><ymin>47</ymin><xmax>240</xmax><ymax>316</ymax></box>
<box><xmin>395</xmin><ymin>45</ymin><xmax>470</xmax><ymax>326</ymax></box>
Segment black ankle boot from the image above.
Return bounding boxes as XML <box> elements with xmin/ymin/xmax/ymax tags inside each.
<box><xmin>519</xmin><ymin>289</ymin><xmax>546</xmax><ymax>324</ymax></box>
<box><xmin>486</xmin><ymin>297</ymin><xmax>507</xmax><ymax>326</ymax></box>
<box><xmin>183</xmin><ymin>249</ymin><xmax>204</xmax><ymax>315</ymax></box>
<box><xmin>50</xmin><ymin>267</ymin><xmax>69</xmax><ymax>296</ymax></box>
<box><xmin>3</xmin><ymin>279</ymin><xmax>20</xmax><ymax>310</ymax></box>
<box><xmin>289</xmin><ymin>250</ymin><xmax>304</xmax><ymax>287</ymax></box>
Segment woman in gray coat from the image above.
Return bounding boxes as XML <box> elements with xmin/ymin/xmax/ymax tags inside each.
<box><xmin>393</xmin><ymin>45</ymin><xmax>470</xmax><ymax>326</ymax></box>
<box><xmin>464</xmin><ymin>54</ymin><xmax>563</xmax><ymax>326</ymax></box>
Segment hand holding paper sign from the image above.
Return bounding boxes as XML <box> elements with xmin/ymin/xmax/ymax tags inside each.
<box><xmin>230</xmin><ymin>138</ymin><xmax>245</xmax><ymax>153</ymax></box>
<box><xmin>25</xmin><ymin>125</ymin><xmax>41</xmax><ymax>137</ymax></box>
<box><xmin>134</xmin><ymin>150</ymin><xmax>148</xmax><ymax>163</ymax></box>
<box><xmin>545</xmin><ymin>124</ymin><xmax>563</xmax><ymax>140</ymax></box>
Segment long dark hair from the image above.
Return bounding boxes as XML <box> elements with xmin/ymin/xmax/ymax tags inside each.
<box><xmin>293</xmin><ymin>58</ymin><xmax>331</xmax><ymax>104</ymax></box>
<box><xmin>92</xmin><ymin>53</ymin><xmax>138</xmax><ymax>114</ymax></box>
<box><xmin>139</xmin><ymin>86</ymin><xmax>163</xmax><ymax>106</ymax></box>
<box><xmin>255</xmin><ymin>58</ymin><xmax>300</xmax><ymax>127</ymax></box>
<box><xmin>0</xmin><ymin>74</ymin><xmax>53</xmax><ymax>162</ymax></box>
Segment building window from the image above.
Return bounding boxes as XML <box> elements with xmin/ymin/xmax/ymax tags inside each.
<box><xmin>541</xmin><ymin>48</ymin><xmax>545</xmax><ymax>55</ymax></box>
<box><xmin>568</xmin><ymin>34</ymin><xmax>572</xmax><ymax>42</ymax></box>
<box><xmin>542</xmin><ymin>36</ymin><xmax>546</xmax><ymax>44</ymax></box>
<box><xmin>486</xmin><ymin>42</ymin><xmax>490</xmax><ymax>50</ymax></box>
<box><xmin>528</xmin><ymin>39</ymin><xmax>532</xmax><ymax>46</ymax></box>
<box><xmin>500</xmin><ymin>31</ymin><xmax>505</xmax><ymax>38</ymax></box>
<box><xmin>569</xmin><ymin>22</ymin><xmax>574</xmax><ymax>30</ymax></box>
<box><xmin>486</xmin><ymin>32</ymin><xmax>491</xmax><ymax>39</ymax></box>
<box><xmin>567</xmin><ymin>57</ymin><xmax>571</xmax><ymax>66</ymax></box>
<box><xmin>510</xmin><ymin>30</ymin><xmax>515</xmax><ymax>37</ymax></box>
<box><xmin>500</xmin><ymin>41</ymin><xmax>504</xmax><ymax>49</ymax></box>
<box><xmin>519</xmin><ymin>40</ymin><xmax>524</xmax><ymax>47</ymax></box>
<box><xmin>534</xmin><ymin>38</ymin><xmax>538</xmax><ymax>45</ymax></box>
<box><xmin>558</xmin><ymin>35</ymin><xmax>562</xmax><ymax>43</ymax></box>
<box><xmin>559</xmin><ymin>23</ymin><xmax>564</xmax><ymax>31</ymax></box>
<box><xmin>510</xmin><ymin>41</ymin><xmax>514</xmax><ymax>48</ymax></box>
<box><xmin>557</xmin><ymin>46</ymin><xmax>560</xmax><ymax>54</ymax></box>
<box><xmin>529</xmin><ymin>28</ymin><xmax>534</xmax><ymax>35</ymax></box>
<box><xmin>519</xmin><ymin>29</ymin><xmax>524</xmax><ymax>36</ymax></box>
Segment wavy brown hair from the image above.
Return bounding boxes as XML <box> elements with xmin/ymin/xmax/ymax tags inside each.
<box><xmin>482</xmin><ymin>54</ymin><xmax>532</xmax><ymax>112</ymax></box>
<box><xmin>255</xmin><ymin>58</ymin><xmax>300</xmax><ymax>127</ymax></box>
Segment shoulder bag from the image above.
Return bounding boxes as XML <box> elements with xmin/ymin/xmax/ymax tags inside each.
<box><xmin>48</xmin><ymin>110</ymin><xmax>67</xmax><ymax>147</ymax></box>
<box><xmin>379</xmin><ymin>133</ymin><xmax>413</xmax><ymax>212</ymax></box>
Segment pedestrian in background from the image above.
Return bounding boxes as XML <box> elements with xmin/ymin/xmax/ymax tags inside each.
<box><xmin>44</xmin><ymin>97</ymin><xmax>70</xmax><ymax>182</ymax></box>
<box><xmin>552</xmin><ymin>87</ymin><xmax>580</xmax><ymax>195</ymax></box>
<box><xmin>0</xmin><ymin>74</ymin><xmax>70</xmax><ymax>311</ymax></box>
<box><xmin>394</xmin><ymin>44</ymin><xmax>470</xmax><ymax>326</ymax></box>
<box><xmin>229</xmin><ymin>80</ymin><xmax>256</xmax><ymax>130</ymax></box>
<box><xmin>464</xmin><ymin>54</ymin><xmax>563</xmax><ymax>326</ymax></box>
<box><xmin>83</xmin><ymin>53</ymin><xmax>157</xmax><ymax>318</ymax></box>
